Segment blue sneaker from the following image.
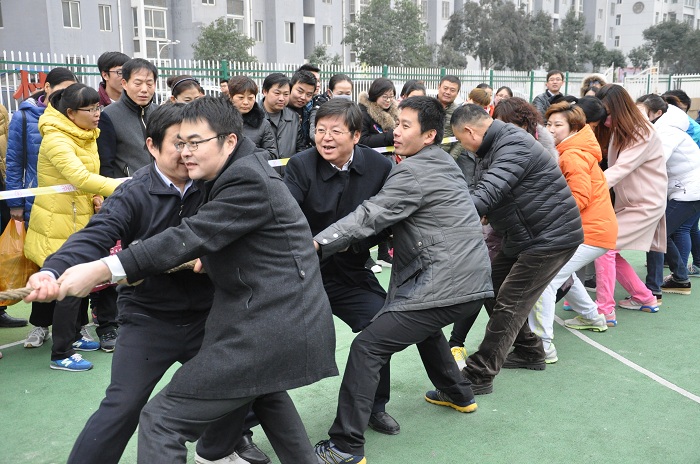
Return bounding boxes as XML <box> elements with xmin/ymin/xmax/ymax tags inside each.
<box><xmin>314</xmin><ymin>440</ymin><xmax>366</xmax><ymax>464</ymax></box>
<box><xmin>72</xmin><ymin>337</ymin><xmax>100</xmax><ymax>351</ymax></box>
<box><xmin>688</xmin><ymin>264</ymin><xmax>700</xmax><ymax>278</ymax></box>
<box><xmin>50</xmin><ymin>353</ymin><xmax>93</xmax><ymax>372</ymax></box>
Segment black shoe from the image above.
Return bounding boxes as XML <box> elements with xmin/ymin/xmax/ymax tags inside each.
<box><xmin>98</xmin><ymin>329</ymin><xmax>118</xmax><ymax>353</ymax></box>
<box><xmin>0</xmin><ymin>311</ymin><xmax>28</xmax><ymax>328</ymax></box>
<box><xmin>584</xmin><ymin>277</ymin><xmax>597</xmax><ymax>292</ymax></box>
<box><xmin>461</xmin><ymin>370</ymin><xmax>494</xmax><ymax>395</ymax></box>
<box><xmin>235</xmin><ymin>435</ymin><xmax>271</xmax><ymax>464</ymax></box>
<box><xmin>661</xmin><ymin>276</ymin><xmax>691</xmax><ymax>295</ymax></box>
<box><xmin>502</xmin><ymin>351</ymin><xmax>546</xmax><ymax>371</ymax></box>
<box><xmin>368</xmin><ymin>411</ymin><xmax>400</xmax><ymax>435</ymax></box>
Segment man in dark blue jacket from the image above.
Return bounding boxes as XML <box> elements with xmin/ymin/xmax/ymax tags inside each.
<box><xmin>451</xmin><ymin>104</ymin><xmax>584</xmax><ymax>395</ymax></box>
<box><xmin>284</xmin><ymin>99</ymin><xmax>398</xmax><ymax>435</ymax></box>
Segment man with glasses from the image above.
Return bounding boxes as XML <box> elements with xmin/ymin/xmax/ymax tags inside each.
<box><xmin>533</xmin><ymin>70</ymin><xmax>566</xmax><ymax>116</ymax></box>
<box><xmin>26</xmin><ymin>96</ymin><xmax>337</xmax><ymax>463</ymax></box>
<box><xmin>284</xmin><ymin>99</ymin><xmax>399</xmax><ymax>436</ymax></box>
<box><xmin>96</xmin><ymin>51</ymin><xmax>130</xmax><ymax>106</ymax></box>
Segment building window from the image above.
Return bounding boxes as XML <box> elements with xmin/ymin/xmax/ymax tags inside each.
<box><xmin>442</xmin><ymin>1</ymin><xmax>450</xmax><ymax>19</ymax></box>
<box><xmin>322</xmin><ymin>0</ymin><xmax>332</xmax><ymax>3</ymax></box>
<box><xmin>597</xmin><ymin>34</ymin><xmax>602</xmax><ymax>41</ymax></box>
<box><xmin>554</xmin><ymin>0</ymin><xmax>560</xmax><ymax>14</ymax></box>
<box><xmin>656</xmin><ymin>12</ymin><xmax>659</xmax><ymax>24</ymax></box>
<box><xmin>617</xmin><ymin>0</ymin><xmax>622</xmax><ymax>3</ymax></box>
<box><xmin>671</xmin><ymin>0</ymin><xmax>678</xmax><ymax>3</ymax></box>
<box><xmin>663</xmin><ymin>13</ymin><xmax>667</xmax><ymax>21</ymax></box>
<box><xmin>614</xmin><ymin>35</ymin><xmax>620</xmax><ymax>46</ymax></box>
<box><xmin>202</xmin><ymin>0</ymin><xmax>215</xmax><ymax>4</ymax></box>
<box><xmin>62</xmin><ymin>1</ymin><xmax>81</xmax><ymax>28</ymax></box>
<box><xmin>285</xmin><ymin>21</ymin><xmax>295</xmax><ymax>43</ymax></box>
<box><xmin>684</xmin><ymin>14</ymin><xmax>694</xmax><ymax>24</ymax></box>
<box><xmin>669</xmin><ymin>12</ymin><xmax>677</xmax><ymax>21</ymax></box>
<box><xmin>144</xmin><ymin>0</ymin><xmax>166</xmax><ymax>6</ymax></box>
<box><xmin>254</xmin><ymin>20</ymin><xmax>263</xmax><ymax>42</ymax></box>
<box><xmin>610</xmin><ymin>3</ymin><xmax>615</xmax><ymax>14</ymax></box>
<box><xmin>553</xmin><ymin>18</ymin><xmax>559</xmax><ymax>29</ymax></box>
<box><xmin>0</xmin><ymin>0</ymin><xmax>4</xmax><ymax>28</ymax></box>
<box><xmin>227</xmin><ymin>0</ymin><xmax>244</xmax><ymax>15</ymax></box>
<box><xmin>99</xmin><ymin>4</ymin><xmax>112</xmax><ymax>31</ymax></box>
<box><xmin>323</xmin><ymin>25</ymin><xmax>332</xmax><ymax>45</ymax></box>
<box><xmin>144</xmin><ymin>8</ymin><xmax>166</xmax><ymax>39</ymax></box>
<box><xmin>421</xmin><ymin>1</ymin><xmax>428</xmax><ymax>20</ymax></box>
<box><xmin>609</xmin><ymin>26</ymin><xmax>613</xmax><ymax>38</ymax></box>
<box><xmin>615</xmin><ymin>14</ymin><xmax>621</xmax><ymax>25</ymax></box>
<box><xmin>685</xmin><ymin>0</ymin><xmax>696</xmax><ymax>6</ymax></box>
<box><xmin>598</xmin><ymin>8</ymin><xmax>603</xmax><ymax>19</ymax></box>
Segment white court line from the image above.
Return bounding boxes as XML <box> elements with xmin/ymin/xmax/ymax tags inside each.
<box><xmin>0</xmin><ymin>340</ymin><xmax>27</xmax><ymax>350</ymax></box>
<box><xmin>554</xmin><ymin>314</ymin><xmax>700</xmax><ymax>405</ymax></box>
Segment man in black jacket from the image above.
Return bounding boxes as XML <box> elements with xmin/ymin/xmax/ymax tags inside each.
<box><xmin>24</xmin><ymin>104</ymin><xmax>247</xmax><ymax>464</ymax></box>
<box><xmin>450</xmin><ymin>104</ymin><xmax>584</xmax><ymax>395</ymax></box>
<box><xmin>284</xmin><ymin>99</ymin><xmax>398</xmax><ymax>435</ymax></box>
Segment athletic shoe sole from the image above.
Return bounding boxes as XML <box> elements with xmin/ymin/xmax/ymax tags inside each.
<box><xmin>564</xmin><ymin>323</ymin><xmax>608</xmax><ymax>332</ymax></box>
<box><xmin>660</xmin><ymin>288</ymin><xmax>691</xmax><ymax>295</ymax></box>
<box><xmin>424</xmin><ymin>395</ymin><xmax>477</xmax><ymax>413</ymax></box>
<box><xmin>49</xmin><ymin>363</ymin><xmax>93</xmax><ymax>372</ymax></box>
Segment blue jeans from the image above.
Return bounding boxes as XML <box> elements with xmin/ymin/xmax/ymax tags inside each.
<box><xmin>672</xmin><ymin>209</ymin><xmax>700</xmax><ymax>269</ymax></box>
<box><xmin>646</xmin><ymin>199</ymin><xmax>700</xmax><ymax>293</ymax></box>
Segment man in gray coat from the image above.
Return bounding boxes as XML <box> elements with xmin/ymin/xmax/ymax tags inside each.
<box><xmin>26</xmin><ymin>97</ymin><xmax>338</xmax><ymax>463</ymax></box>
<box><xmin>313</xmin><ymin>96</ymin><xmax>493</xmax><ymax>464</ymax></box>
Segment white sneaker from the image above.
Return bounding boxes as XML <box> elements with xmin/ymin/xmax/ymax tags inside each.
<box><xmin>195</xmin><ymin>451</ymin><xmax>251</xmax><ymax>464</ymax></box>
<box><xmin>544</xmin><ymin>342</ymin><xmax>558</xmax><ymax>364</ymax></box>
<box><xmin>25</xmin><ymin>326</ymin><xmax>51</xmax><ymax>348</ymax></box>
<box><xmin>80</xmin><ymin>325</ymin><xmax>94</xmax><ymax>342</ymax></box>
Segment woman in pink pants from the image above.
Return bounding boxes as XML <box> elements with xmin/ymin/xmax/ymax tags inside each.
<box><xmin>593</xmin><ymin>85</ymin><xmax>667</xmax><ymax>327</ymax></box>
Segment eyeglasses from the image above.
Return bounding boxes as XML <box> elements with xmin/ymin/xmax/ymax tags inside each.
<box><xmin>315</xmin><ymin>128</ymin><xmax>351</xmax><ymax>138</ymax></box>
<box><xmin>76</xmin><ymin>106</ymin><xmax>103</xmax><ymax>114</ymax></box>
<box><xmin>548</xmin><ymin>77</ymin><xmax>563</xmax><ymax>82</ymax></box>
<box><xmin>379</xmin><ymin>94</ymin><xmax>395</xmax><ymax>101</ymax></box>
<box><xmin>174</xmin><ymin>134</ymin><xmax>227</xmax><ymax>153</ymax></box>
<box><xmin>107</xmin><ymin>69</ymin><xmax>123</xmax><ymax>77</ymax></box>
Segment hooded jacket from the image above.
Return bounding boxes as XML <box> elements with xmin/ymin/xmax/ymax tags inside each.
<box><xmin>556</xmin><ymin>124</ymin><xmax>617</xmax><ymax>249</ymax></box>
<box><xmin>5</xmin><ymin>99</ymin><xmax>45</xmax><ymax>221</ymax></box>
<box><xmin>653</xmin><ymin>104</ymin><xmax>700</xmax><ymax>202</ymax></box>
<box><xmin>470</xmin><ymin>119</ymin><xmax>584</xmax><ymax>257</ymax></box>
<box><xmin>24</xmin><ymin>105</ymin><xmax>121</xmax><ymax>266</ymax></box>
<box><xmin>358</xmin><ymin>91</ymin><xmax>398</xmax><ymax>148</ymax></box>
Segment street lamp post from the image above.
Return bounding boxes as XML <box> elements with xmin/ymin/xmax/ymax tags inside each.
<box><xmin>156</xmin><ymin>39</ymin><xmax>180</xmax><ymax>68</ymax></box>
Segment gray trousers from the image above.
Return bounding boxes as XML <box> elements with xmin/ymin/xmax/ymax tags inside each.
<box><xmin>138</xmin><ymin>388</ymin><xmax>316</xmax><ymax>463</ymax></box>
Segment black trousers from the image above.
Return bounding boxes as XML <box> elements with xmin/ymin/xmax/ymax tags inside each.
<box><xmin>462</xmin><ymin>247</ymin><xmax>577</xmax><ymax>381</ymax></box>
<box><xmin>325</xmin><ymin>278</ymin><xmax>390</xmax><ymax>413</ymax></box>
<box><xmin>329</xmin><ymin>300</ymin><xmax>483</xmax><ymax>455</ymax></box>
<box><xmin>67</xmin><ymin>310</ymin><xmax>234</xmax><ymax>464</ymax></box>
<box><xmin>138</xmin><ymin>389</ymin><xmax>315</xmax><ymax>464</ymax></box>
<box><xmin>50</xmin><ymin>297</ymin><xmax>89</xmax><ymax>360</ymax></box>
<box><xmin>29</xmin><ymin>299</ymin><xmax>88</xmax><ymax>331</ymax></box>
<box><xmin>90</xmin><ymin>286</ymin><xmax>119</xmax><ymax>336</ymax></box>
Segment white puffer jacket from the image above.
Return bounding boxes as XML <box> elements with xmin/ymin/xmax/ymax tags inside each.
<box><xmin>655</xmin><ymin>104</ymin><xmax>700</xmax><ymax>201</ymax></box>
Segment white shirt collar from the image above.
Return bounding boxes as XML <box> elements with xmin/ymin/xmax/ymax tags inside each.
<box><xmin>154</xmin><ymin>162</ymin><xmax>193</xmax><ymax>197</ymax></box>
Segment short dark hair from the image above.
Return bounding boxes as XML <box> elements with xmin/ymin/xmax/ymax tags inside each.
<box><xmin>492</xmin><ymin>97</ymin><xmax>540</xmax><ymax>136</ymax></box>
<box><xmin>49</xmin><ymin>83</ymin><xmax>99</xmax><ymax>117</ymax></box>
<box><xmin>181</xmin><ymin>96</ymin><xmax>243</xmax><ymax>141</ymax></box>
<box><xmin>476</xmin><ymin>83</ymin><xmax>492</xmax><ymax>90</ymax></box>
<box><xmin>398</xmin><ymin>96</ymin><xmax>445</xmax><ymax>145</ymax></box>
<box><xmin>495</xmin><ymin>86</ymin><xmax>513</xmax><ymax>98</ymax></box>
<box><xmin>220</xmin><ymin>78</ymin><xmax>229</xmax><ymax>85</ymax></box>
<box><xmin>262</xmin><ymin>73</ymin><xmax>290</xmax><ymax>93</ymax></box>
<box><xmin>400</xmin><ymin>80</ymin><xmax>426</xmax><ymax>98</ymax></box>
<box><xmin>439</xmin><ymin>75</ymin><xmax>461</xmax><ymax>90</ymax></box>
<box><xmin>97</xmin><ymin>51</ymin><xmax>130</xmax><ymax>81</ymax></box>
<box><xmin>147</xmin><ymin>103</ymin><xmax>185</xmax><ymax>149</ymax></box>
<box><xmin>290</xmin><ymin>70</ymin><xmax>317</xmax><ymax>89</ymax></box>
<box><xmin>121</xmin><ymin>58</ymin><xmax>158</xmax><ymax>83</ymax></box>
<box><xmin>328</xmin><ymin>74</ymin><xmax>352</xmax><ymax>92</ymax></box>
<box><xmin>166</xmin><ymin>75</ymin><xmax>204</xmax><ymax>98</ymax></box>
<box><xmin>662</xmin><ymin>89</ymin><xmax>691</xmax><ymax>112</ymax></box>
<box><xmin>451</xmin><ymin>104</ymin><xmax>491</xmax><ymax>131</ymax></box>
<box><xmin>546</xmin><ymin>70</ymin><xmax>564</xmax><ymax>81</ymax></box>
<box><xmin>368</xmin><ymin>78</ymin><xmax>395</xmax><ymax>102</ymax></box>
<box><xmin>315</xmin><ymin>99</ymin><xmax>363</xmax><ymax>134</ymax></box>
<box><xmin>576</xmin><ymin>96</ymin><xmax>607</xmax><ymax>124</ymax></box>
<box><xmin>297</xmin><ymin>63</ymin><xmax>320</xmax><ymax>74</ymax></box>
<box><xmin>228</xmin><ymin>76</ymin><xmax>259</xmax><ymax>96</ymax></box>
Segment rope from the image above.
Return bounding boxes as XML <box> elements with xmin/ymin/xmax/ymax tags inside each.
<box><xmin>0</xmin><ymin>259</ymin><xmax>198</xmax><ymax>302</ymax></box>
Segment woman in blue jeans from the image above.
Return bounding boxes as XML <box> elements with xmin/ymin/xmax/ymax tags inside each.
<box><xmin>636</xmin><ymin>95</ymin><xmax>700</xmax><ymax>297</ymax></box>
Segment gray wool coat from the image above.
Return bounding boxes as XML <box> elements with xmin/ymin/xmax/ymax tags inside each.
<box><xmin>316</xmin><ymin>144</ymin><xmax>493</xmax><ymax>315</ymax></box>
<box><xmin>117</xmin><ymin>137</ymin><xmax>338</xmax><ymax>399</ymax></box>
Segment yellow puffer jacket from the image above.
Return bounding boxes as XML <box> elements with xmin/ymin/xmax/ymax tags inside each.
<box><xmin>24</xmin><ymin>104</ymin><xmax>121</xmax><ymax>266</ymax></box>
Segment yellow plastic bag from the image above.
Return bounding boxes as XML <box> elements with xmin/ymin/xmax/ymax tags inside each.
<box><xmin>0</xmin><ymin>219</ymin><xmax>38</xmax><ymax>306</ymax></box>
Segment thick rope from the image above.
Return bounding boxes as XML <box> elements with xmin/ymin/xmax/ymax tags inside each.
<box><xmin>0</xmin><ymin>259</ymin><xmax>197</xmax><ymax>302</ymax></box>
